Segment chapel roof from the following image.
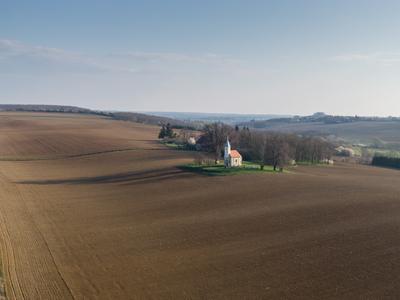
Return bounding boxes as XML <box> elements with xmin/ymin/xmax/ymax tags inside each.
<box><xmin>229</xmin><ymin>150</ymin><xmax>241</xmax><ymax>158</ymax></box>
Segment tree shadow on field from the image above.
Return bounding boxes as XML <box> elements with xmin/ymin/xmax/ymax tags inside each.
<box><xmin>18</xmin><ymin>167</ymin><xmax>195</xmax><ymax>186</ymax></box>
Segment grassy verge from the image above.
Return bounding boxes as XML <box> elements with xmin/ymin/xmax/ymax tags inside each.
<box><xmin>296</xmin><ymin>161</ymin><xmax>332</xmax><ymax>166</ymax></box>
<box><xmin>163</xmin><ymin>142</ymin><xmax>186</xmax><ymax>150</ymax></box>
<box><xmin>178</xmin><ymin>161</ymin><xmax>284</xmax><ymax>176</ymax></box>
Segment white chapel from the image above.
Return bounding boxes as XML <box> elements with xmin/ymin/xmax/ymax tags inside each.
<box><xmin>224</xmin><ymin>137</ymin><xmax>242</xmax><ymax>167</ymax></box>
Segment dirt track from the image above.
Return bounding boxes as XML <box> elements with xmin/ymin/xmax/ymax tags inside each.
<box><xmin>1</xmin><ymin>112</ymin><xmax>400</xmax><ymax>299</ymax></box>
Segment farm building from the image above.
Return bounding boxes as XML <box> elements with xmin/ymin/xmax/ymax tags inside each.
<box><xmin>335</xmin><ymin>146</ymin><xmax>355</xmax><ymax>157</ymax></box>
<box><xmin>224</xmin><ymin>137</ymin><xmax>242</xmax><ymax>167</ymax></box>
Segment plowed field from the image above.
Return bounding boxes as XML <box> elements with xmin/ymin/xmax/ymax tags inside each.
<box><xmin>1</xmin><ymin>112</ymin><xmax>400</xmax><ymax>299</ymax></box>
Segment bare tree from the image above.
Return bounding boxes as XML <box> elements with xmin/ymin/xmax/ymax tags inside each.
<box><xmin>265</xmin><ymin>134</ymin><xmax>291</xmax><ymax>171</ymax></box>
<box><xmin>238</xmin><ymin>127</ymin><xmax>252</xmax><ymax>158</ymax></box>
<box><xmin>292</xmin><ymin>136</ymin><xmax>333</xmax><ymax>164</ymax></box>
<box><xmin>202</xmin><ymin>123</ymin><xmax>233</xmax><ymax>163</ymax></box>
<box><xmin>250</xmin><ymin>132</ymin><xmax>268</xmax><ymax>169</ymax></box>
<box><xmin>250</xmin><ymin>132</ymin><xmax>293</xmax><ymax>170</ymax></box>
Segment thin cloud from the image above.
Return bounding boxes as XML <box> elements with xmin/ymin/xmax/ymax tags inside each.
<box><xmin>0</xmin><ymin>39</ymin><xmax>82</xmax><ymax>62</ymax></box>
<box><xmin>111</xmin><ymin>51</ymin><xmax>243</xmax><ymax>66</ymax></box>
<box><xmin>0</xmin><ymin>39</ymin><xmax>247</xmax><ymax>75</ymax></box>
<box><xmin>332</xmin><ymin>52</ymin><xmax>400</xmax><ymax>66</ymax></box>
<box><xmin>332</xmin><ymin>53</ymin><xmax>372</xmax><ymax>61</ymax></box>
<box><xmin>0</xmin><ymin>39</ymin><xmax>134</xmax><ymax>73</ymax></box>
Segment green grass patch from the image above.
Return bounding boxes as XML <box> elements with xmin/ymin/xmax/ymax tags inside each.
<box><xmin>163</xmin><ymin>142</ymin><xmax>183</xmax><ymax>149</ymax></box>
<box><xmin>351</xmin><ymin>145</ymin><xmax>400</xmax><ymax>158</ymax></box>
<box><xmin>296</xmin><ymin>161</ymin><xmax>331</xmax><ymax>166</ymax></box>
<box><xmin>370</xmin><ymin>149</ymin><xmax>400</xmax><ymax>158</ymax></box>
<box><xmin>179</xmin><ymin>161</ymin><xmax>282</xmax><ymax>176</ymax></box>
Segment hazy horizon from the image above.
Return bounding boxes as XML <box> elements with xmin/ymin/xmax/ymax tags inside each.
<box><xmin>2</xmin><ymin>1</ymin><xmax>400</xmax><ymax>116</ymax></box>
<box><xmin>2</xmin><ymin>103</ymin><xmax>397</xmax><ymax>118</ymax></box>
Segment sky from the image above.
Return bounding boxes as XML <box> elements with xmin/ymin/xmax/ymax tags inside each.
<box><xmin>1</xmin><ymin>0</ymin><xmax>400</xmax><ymax>116</ymax></box>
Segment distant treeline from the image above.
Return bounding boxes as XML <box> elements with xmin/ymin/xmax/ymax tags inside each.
<box><xmin>371</xmin><ymin>155</ymin><xmax>400</xmax><ymax>169</ymax></box>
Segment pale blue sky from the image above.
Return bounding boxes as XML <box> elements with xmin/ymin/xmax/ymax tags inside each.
<box><xmin>1</xmin><ymin>0</ymin><xmax>400</xmax><ymax>115</ymax></box>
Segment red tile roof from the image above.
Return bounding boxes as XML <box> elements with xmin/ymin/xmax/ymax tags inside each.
<box><xmin>230</xmin><ymin>150</ymin><xmax>241</xmax><ymax>158</ymax></box>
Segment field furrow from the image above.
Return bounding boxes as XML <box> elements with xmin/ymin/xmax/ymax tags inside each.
<box><xmin>0</xmin><ymin>174</ymin><xmax>74</xmax><ymax>299</ymax></box>
<box><xmin>2</xmin><ymin>112</ymin><xmax>400</xmax><ymax>299</ymax></box>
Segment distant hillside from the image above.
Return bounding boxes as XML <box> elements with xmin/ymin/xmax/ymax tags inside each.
<box><xmin>146</xmin><ymin>111</ymin><xmax>291</xmax><ymax>125</ymax></box>
<box><xmin>4</xmin><ymin>106</ymin><xmax>400</xmax><ymax>148</ymax></box>
<box><xmin>110</xmin><ymin>112</ymin><xmax>200</xmax><ymax>129</ymax></box>
<box><xmin>0</xmin><ymin>104</ymin><xmax>199</xmax><ymax>129</ymax></box>
<box><xmin>0</xmin><ymin>104</ymin><xmax>95</xmax><ymax>114</ymax></box>
<box><xmin>239</xmin><ymin>113</ymin><xmax>400</xmax><ymax>150</ymax></box>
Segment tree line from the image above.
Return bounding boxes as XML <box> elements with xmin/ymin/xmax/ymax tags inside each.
<box><xmin>198</xmin><ymin>123</ymin><xmax>334</xmax><ymax>170</ymax></box>
<box><xmin>371</xmin><ymin>155</ymin><xmax>400</xmax><ymax>169</ymax></box>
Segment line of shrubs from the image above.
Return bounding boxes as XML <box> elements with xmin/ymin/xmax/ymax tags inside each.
<box><xmin>371</xmin><ymin>155</ymin><xmax>400</xmax><ymax>169</ymax></box>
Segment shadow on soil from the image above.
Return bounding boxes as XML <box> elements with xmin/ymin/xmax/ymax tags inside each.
<box><xmin>17</xmin><ymin>168</ymin><xmax>195</xmax><ymax>186</ymax></box>
<box><xmin>177</xmin><ymin>163</ymin><xmax>282</xmax><ymax>176</ymax></box>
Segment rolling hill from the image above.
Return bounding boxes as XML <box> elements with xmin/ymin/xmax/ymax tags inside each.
<box><xmin>0</xmin><ymin>104</ymin><xmax>199</xmax><ymax>129</ymax></box>
<box><xmin>240</xmin><ymin>113</ymin><xmax>400</xmax><ymax>149</ymax></box>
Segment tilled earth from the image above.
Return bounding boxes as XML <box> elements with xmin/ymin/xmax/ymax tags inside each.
<box><xmin>1</xmin><ymin>112</ymin><xmax>400</xmax><ymax>299</ymax></box>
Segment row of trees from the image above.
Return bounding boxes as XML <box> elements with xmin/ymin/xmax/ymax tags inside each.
<box><xmin>371</xmin><ymin>155</ymin><xmax>400</xmax><ymax>169</ymax></box>
<box><xmin>199</xmin><ymin>123</ymin><xmax>334</xmax><ymax>170</ymax></box>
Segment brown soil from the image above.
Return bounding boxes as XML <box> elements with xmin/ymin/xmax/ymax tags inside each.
<box><xmin>0</xmin><ymin>258</ymin><xmax>5</xmax><ymax>300</ymax></box>
<box><xmin>1</xmin><ymin>112</ymin><xmax>400</xmax><ymax>299</ymax></box>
